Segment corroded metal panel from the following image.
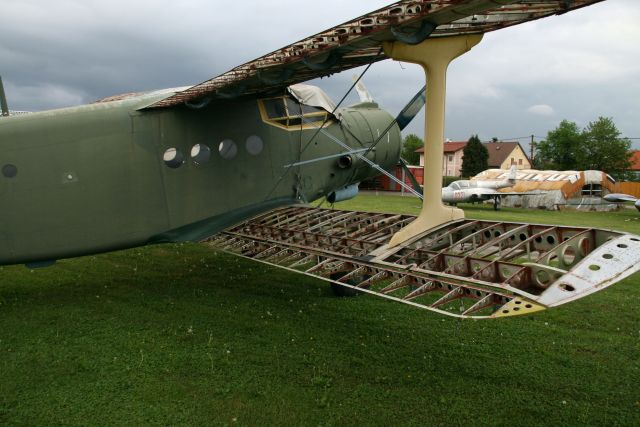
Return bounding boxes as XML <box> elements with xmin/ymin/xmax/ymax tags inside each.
<box><xmin>146</xmin><ymin>1</ymin><xmax>603</xmax><ymax>109</ymax></box>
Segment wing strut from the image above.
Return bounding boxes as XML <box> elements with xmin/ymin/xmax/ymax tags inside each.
<box><xmin>384</xmin><ymin>34</ymin><xmax>483</xmax><ymax>247</ymax></box>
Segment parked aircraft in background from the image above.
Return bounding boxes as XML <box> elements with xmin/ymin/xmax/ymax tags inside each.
<box><xmin>603</xmin><ymin>193</ymin><xmax>640</xmax><ymax>211</ymax></box>
<box><xmin>442</xmin><ymin>166</ymin><xmax>522</xmax><ymax>210</ymax></box>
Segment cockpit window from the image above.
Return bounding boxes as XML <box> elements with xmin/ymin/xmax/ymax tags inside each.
<box><xmin>258</xmin><ymin>96</ymin><xmax>330</xmax><ymax>130</ymax></box>
<box><xmin>450</xmin><ymin>182</ymin><xmax>460</xmax><ymax>190</ymax></box>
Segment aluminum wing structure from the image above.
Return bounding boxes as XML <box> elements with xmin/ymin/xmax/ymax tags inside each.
<box><xmin>144</xmin><ymin>0</ymin><xmax>603</xmax><ymax>109</ymax></box>
<box><xmin>205</xmin><ymin>206</ymin><xmax>640</xmax><ymax>319</ymax></box>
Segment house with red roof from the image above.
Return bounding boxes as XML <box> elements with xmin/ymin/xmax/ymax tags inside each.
<box><xmin>628</xmin><ymin>150</ymin><xmax>640</xmax><ymax>178</ymax></box>
<box><xmin>416</xmin><ymin>140</ymin><xmax>532</xmax><ymax>177</ymax></box>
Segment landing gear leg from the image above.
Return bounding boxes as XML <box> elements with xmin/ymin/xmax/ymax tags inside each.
<box><xmin>493</xmin><ymin>196</ymin><xmax>501</xmax><ymax>211</ymax></box>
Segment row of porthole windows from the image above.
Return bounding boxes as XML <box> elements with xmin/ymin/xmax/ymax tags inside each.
<box><xmin>163</xmin><ymin>135</ymin><xmax>264</xmax><ymax>169</ymax></box>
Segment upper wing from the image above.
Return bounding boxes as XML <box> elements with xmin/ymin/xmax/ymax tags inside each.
<box><xmin>144</xmin><ymin>0</ymin><xmax>602</xmax><ymax>109</ymax></box>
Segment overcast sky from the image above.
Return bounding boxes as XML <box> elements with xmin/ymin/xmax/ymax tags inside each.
<box><xmin>2</xmin><ymin>0</ymin><xmax>639</xmax><ymax>150</ymax></box>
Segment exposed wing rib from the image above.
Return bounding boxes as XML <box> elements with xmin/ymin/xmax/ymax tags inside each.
<box><xmin>144</xmin><ymin>0</ymin><xmax>602</xmax><ymax>110</ymax></box>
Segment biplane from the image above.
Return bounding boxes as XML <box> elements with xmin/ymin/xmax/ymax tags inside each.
<box><xmin>1</xmin><ymin>0</ymin><xmax>637</xmax><ymax>319</ymax></box>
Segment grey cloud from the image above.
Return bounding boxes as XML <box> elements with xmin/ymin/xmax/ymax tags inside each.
<box><xmin>1</xmin><ymin>0</ymin><xmax>638</xmax><ymax>148</ymax></box>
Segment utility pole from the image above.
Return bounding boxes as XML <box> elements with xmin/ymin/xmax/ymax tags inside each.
<box><xmin>529</xmin><ymin>134</ymin><xmax>536</xmax><ymax>166</ymax></box>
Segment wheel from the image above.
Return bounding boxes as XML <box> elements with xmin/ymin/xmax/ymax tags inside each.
<box><xmin>493</xmin><ymin>196</ymin><xmax>502</xmax><ymax>211</ymax></box>
<box><xmin>329</xmin><ymin>272</ymin><xmax>369</xmax><ymax>297</ymax></box>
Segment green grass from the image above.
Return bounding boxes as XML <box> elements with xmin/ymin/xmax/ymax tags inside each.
<box><xmin>1</xmin><ymin>195</ymin><xmax>639</xmax><ymax>426</ymax></box>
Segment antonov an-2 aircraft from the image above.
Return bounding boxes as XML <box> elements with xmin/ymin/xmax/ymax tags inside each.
<box><xmin>2</xmin><ymin>0</ymin><xmax>638</xmax><ymax>319</ymax></box>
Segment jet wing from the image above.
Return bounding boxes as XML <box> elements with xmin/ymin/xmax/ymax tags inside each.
<box><xmin>143</xmin><ymin>0</ymin><xmax>602</xmax><ymax>109</ymax></box>
<box><xmin>604</xmin><ymin>193</ymin><xmax>638</xmax><ymax>203</ymax></box>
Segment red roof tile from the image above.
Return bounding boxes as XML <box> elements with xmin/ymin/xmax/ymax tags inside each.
<box><xmin>484</xmin><ymin>142</ymin><xmax>519</xmax><ymax>167</ymax></box>
<box><xmin>414</xmin><ymin>140</ymin><xmax>530</xmax><ymax>168</ymax></box>
<box><xmin>629</xmin><ymin>150</ymin><xmax>640</xmax><ymax>171</ymax></box>
<box><xmin>415</xmin><ymin>141</ymin><xmax>467</xmax><ymax>154</ymax></box>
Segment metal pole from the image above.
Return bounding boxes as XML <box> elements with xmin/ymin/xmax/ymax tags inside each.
<box><xmin>0</xmin><ymin>76</ymin><xmax>9</xmax><ymax>117</ymax></box>
<box><xmin>530</xmin><ymin>134</ymin><xmax>535</xmax><ymax>166</ymax></box>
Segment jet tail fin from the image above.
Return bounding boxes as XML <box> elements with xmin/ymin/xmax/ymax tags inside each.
<box><xmin>508</xmin><ymin>165</ymin><xmax>517</xmax><ymax>183</ymax></box>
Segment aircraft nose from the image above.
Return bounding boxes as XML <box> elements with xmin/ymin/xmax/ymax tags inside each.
<box><xmin>338</xmin><ymin>106</ymin><xmax>402</xmax><ymax>178</ymax></box>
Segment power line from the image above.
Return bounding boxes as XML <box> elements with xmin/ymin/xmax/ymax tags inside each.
<box><xmin>478</xmin><ymin>135</ymin><xmax>640</xmax><ymax>142</ymax></box>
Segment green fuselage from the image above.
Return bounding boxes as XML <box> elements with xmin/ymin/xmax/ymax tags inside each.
<box><xmin>0</xmin><ymin>90</ymin><xmax>401</xmax><ymax>265</ymax></box>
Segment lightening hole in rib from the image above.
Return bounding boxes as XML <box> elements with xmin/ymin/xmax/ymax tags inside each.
<box><xmin>163</xmin><ymin>148</ymin><xmax>184</xmax><ymax>168</ymax></box>
<box><xmin>547</xmin><ymin>235</ymin><xmax>556</xmax><ymax>245</ymax></box>
<box><xmin>589</xmin><ymin>264</ymin><xmax>601</xmax><ymax>271</ymax></box>
<box><xmin>631</xmin><ymin>238</ymin><xmax>640</xmax><ymax>242</ymax></box>
<box><xmin>562</xmin><ymin>246</ymin><xmax>576</xmax><ymax>266</ymax></box>
<box><xmin>617</xmin><ymin>243</ymin><xmax>628</xmax><ymax>248</ymax></box>
<box><xmin>578</xmin><ymin>237</ymin><xmax>590</xmax><ymax>257</ymax></box>
<box><xmin>190</xmin><ymin>144</ymin><xmax>211</xmax><ymax>164</ymax></box>
<box><xmin>535</xmin><ymin>270</ymin><xmax>551</xmax><ymax>287</ymax></box>
<box><xmin>515</xmin><ymin>300</ymin><xmax>522</xmax><ymax>305</ymax></box>
<box><xmin>602</xmin><ymin>253</ymin><xmax>614</xmax><ymax>260</ymax></box>
<box><xmin>525</xmin><ymin>304</ymin><xmax>532</xmax><ymax>308</ymax></box>
<box><xmin>559</xmin><ymin>283</ymin><xmax>576</xmax><ymax>292</ymax></box>
<box><xmin>519</xmin><ymin>233</ymin><xmax>527</xmax><ymax>241</ymax></box>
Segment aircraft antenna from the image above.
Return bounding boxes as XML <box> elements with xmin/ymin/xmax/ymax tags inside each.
<box><xmin>0</xmin><ymin>76</ymin><xmax>9</xmax><ymax>117</ymax></box>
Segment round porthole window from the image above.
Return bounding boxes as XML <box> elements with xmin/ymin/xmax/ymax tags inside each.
<box><xmin>2</xmin><ymin>164</ymin><xmax>17</xmax><ymax>178</ymax></box>
<box><xmin>191</xmin><ymin>144</ymin><xmax>211</xmax><ymax>164</ymax></box>
<box><xmin>163</xmin><ymin>148</ymin><xmax>184</xmax><ymax>168</ymax></box>
<box><xmin>245</xmin><ymin>135</ymin><xmax>264</xmax><ymax>156</ymax></box>
<box><xmin>219</xmin><ymin>139</ymin><xmax>237</xmax><ymax>160</ymax></box>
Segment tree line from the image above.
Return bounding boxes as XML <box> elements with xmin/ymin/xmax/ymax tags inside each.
<box><xmin>401</xmin><ymin>116</ymin><xmax>633</xmax><ymax>180</ymax></box>
<box><xmin>534</xmin><ymin>117</ymin><xmax>632</xmax><ymax>180</ymax></box>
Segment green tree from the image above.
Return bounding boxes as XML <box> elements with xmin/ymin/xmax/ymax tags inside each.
<box><xmin>535</xmin><ymin>120</ymin><xmax>582</xmax><ymax>170</ymax></box>
<box><xmin>577</xmin><ymin>116</ymin><xmax>632</xmax><ymax>180</ymax></box>
<box><xmin>401</xmin><ymin>134</ymin><xmax>423</xmax><ymax>165</ymax></box>
<box><xmin>460</xmin><ymin>134</ymin><xmax>488</xmax><ymax>177</ymax></box>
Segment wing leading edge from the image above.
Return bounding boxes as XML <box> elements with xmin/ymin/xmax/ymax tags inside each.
<box><xmin>144</xmin><ymin>0</ymin><xmax>603</xmax><ymax>109</ymax></box>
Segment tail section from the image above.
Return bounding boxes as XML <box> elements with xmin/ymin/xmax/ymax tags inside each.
<box><xmin>508</xmin><ymin>165</ymin><xmax>517</xmax><ymax>184</ymax></box>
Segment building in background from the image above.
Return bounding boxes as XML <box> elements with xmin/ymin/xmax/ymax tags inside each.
<box><xmin>416</xmin><ymin>140</ymin><xmax>532</xmax><ymax>177</ymax></box>
<box><xmin>628</xmin><ymin>150</ymin><xmax>640</xmax><ymax>180</ymax></box>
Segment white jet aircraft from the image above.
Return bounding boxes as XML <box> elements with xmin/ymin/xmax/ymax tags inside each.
<box><xmin>603</xmin><ymin>193</ymin><xmax>640</xmax><ymax>211</ymax></box>
<box><xmin>442</xmin><ymin>166</ymin><xmax>520</xmax><ymax>210</ymax></box>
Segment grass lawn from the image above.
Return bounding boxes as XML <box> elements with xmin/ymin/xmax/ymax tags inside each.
<box><xmin>1</xmin><ymin>194</ymin><xmax>639</xmax><ymax>426</ymax></box>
